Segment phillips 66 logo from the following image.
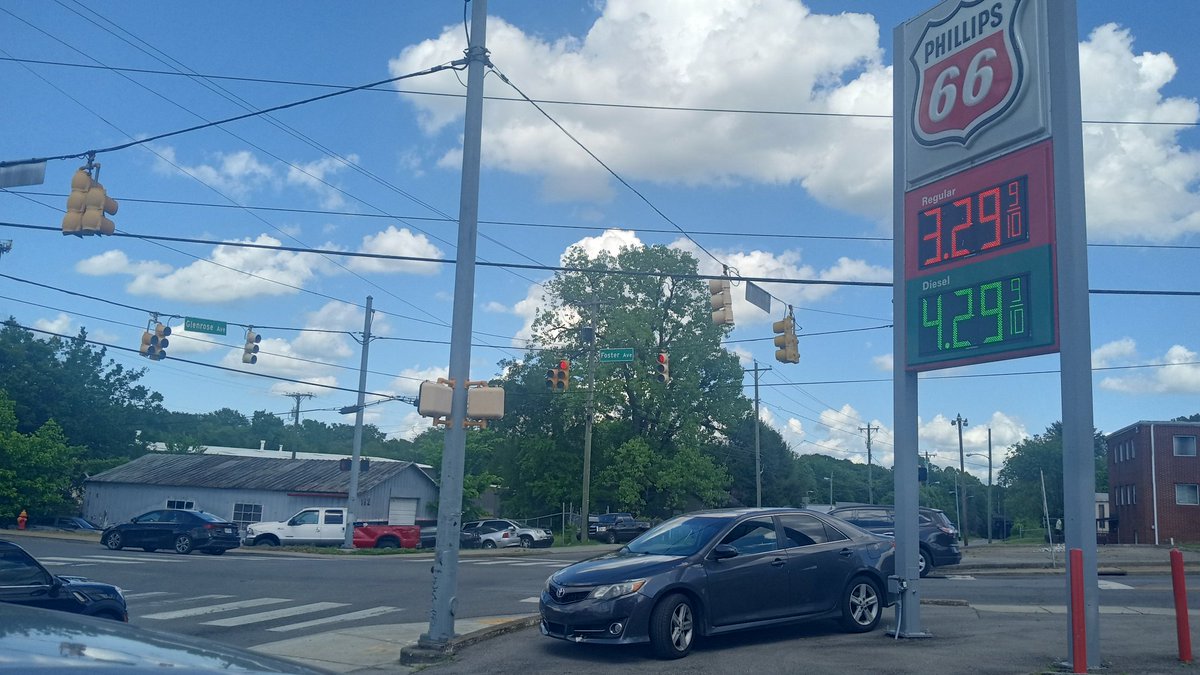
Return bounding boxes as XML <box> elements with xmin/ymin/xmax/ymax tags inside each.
<box><xmin>910</xmin><ymin>0</ymin><xmax>1026</xmax><ymax>147</ymax></box>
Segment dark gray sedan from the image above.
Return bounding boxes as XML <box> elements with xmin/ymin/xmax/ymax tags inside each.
<box><xmin>539</xmin><ymin>507</ymin><xmax>895</xmax><ymax>659</ymax></box>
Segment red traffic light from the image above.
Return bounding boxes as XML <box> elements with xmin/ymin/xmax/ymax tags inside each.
<box><xmin>559</xmin><ymin>359</ymin><xmax>569</xmax><ymax>370</ymax></box>
<box><xmin>657</xmin><ymin>353</ymin><xmax>667</xmax><ymax>364</ymax></box>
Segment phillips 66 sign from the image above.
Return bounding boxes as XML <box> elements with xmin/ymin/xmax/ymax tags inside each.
<box><xmin>911</xmin><ymin>0</ymin><xmax>1024</xmax><ymax>146</ymax></box>
<box><xmin>902</xmin><ymin>0</ymin><xmax>1049</xmax><ymax>188</ymax></box>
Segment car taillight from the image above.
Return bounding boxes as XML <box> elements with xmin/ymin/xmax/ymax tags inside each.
<box><xmin>204</xmin><ymin>524</ymin><xmax>217</xmax><ymax>529</ymax></box>
<box><xmin>938</xmin><ymin>526</ymin><xmax>956</xmax><ymax>535</ymax></box>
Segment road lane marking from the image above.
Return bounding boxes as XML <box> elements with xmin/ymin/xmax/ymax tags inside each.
<box><xmin>141</xmin><ymin>598</ymin><xmax>289</xmax><ymax>620</ymax></box>
<box><xmin>1098</xmin><ymin>580</ymin><xmax>1135</xmax><ymax>590</ymax></box>
<box><xmin>40</xmin><ymin>557</ymin><xmax>146</xmax><ymax>565</ymax></box>
<box><xmin>122</xmin><ymin>591</ymin><xmax>174</xmax><ymax>599</ymax></box>
<box><xmin>520</xmin><ymin>597</ymin><xmax>540</xmax><ymax>603</ymax></box>
<box><xmin>202</xmin><ymin>602</ymin><xmax>349</xmax><ymax>627</ymax></box>
<box><xmin>267</xmin><ymin>606</ymin><xmax>401</xmax><ymax>632</ymax></box>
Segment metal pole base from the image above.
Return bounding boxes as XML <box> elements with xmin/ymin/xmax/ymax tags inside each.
<box><xmin>400</xmin><ymin>636</ymin><xmax>453</xmax><ymax>665</ymax></box>
<box><xmin>886</xmin><ymin>628</ymin><xmax>934</xmax><ymax>639</ymax></box>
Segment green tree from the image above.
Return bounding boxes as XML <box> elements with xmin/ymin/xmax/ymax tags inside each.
<box><xmin>0</xmin><ymin>391</ymin><xmax>84</xmax><ymax>520</ymax></box>
<box><xmin>996</xmin><ymin>422</ymin><xmax>1107</xmax><ymax>530</ymax></box>
<box><xmin>490</xmin><ymin>244</ymin><xmax>749</xmax><ymax>517</ymax></box>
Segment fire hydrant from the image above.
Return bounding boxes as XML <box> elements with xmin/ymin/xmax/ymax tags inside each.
<box><xmin>16</xmin><ymin>510</ymin><xmax>28</xmax><ymax>530</ymax></box>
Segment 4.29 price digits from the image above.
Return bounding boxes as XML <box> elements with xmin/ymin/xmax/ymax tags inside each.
<box><xmin>919</xmin><ymin>176</ymin><xmax>1028</xmax><ymax>269</ymax></box>
<box><xmin>919</xmin><ymin>274</ymin><xmax>1029</xmax><ymax>355</ymax></box>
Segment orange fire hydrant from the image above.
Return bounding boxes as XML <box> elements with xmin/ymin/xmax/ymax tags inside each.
<box><xmin>16</xmin><ymin>510</ymin><xmax>28</xmax><ymax>530</ymax></box>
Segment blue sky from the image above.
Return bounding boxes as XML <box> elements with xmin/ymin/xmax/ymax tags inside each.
<box><xmin>2</xmin><ymin>1</ymin><xmax>1198</xmax><ymax>482</ymax></box>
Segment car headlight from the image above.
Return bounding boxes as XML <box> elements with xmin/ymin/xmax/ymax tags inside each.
<box><xmin>246</xmin><ymin>526</ymin><xmax>257</xmax><ymax>535</ymax></box>
<box><xmin>595</xmin><ymin>526</ymin><xmax>607</xmax><ymax>532</ymax></box>
<box><xmin>589</xmin><ymin>579</ymin><xmax>646</xmax><ymax>601</ymax></box>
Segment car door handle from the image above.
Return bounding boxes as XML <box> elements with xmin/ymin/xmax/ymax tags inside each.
<box><xmin>839</xmin><ymin>548</ymin><xmax>854</xmax><ymax>557</ymax></box>
<box><xmin>771</xmin><ymin>557</ymin><xmax>786</xmax><ymax>567</ymax></box>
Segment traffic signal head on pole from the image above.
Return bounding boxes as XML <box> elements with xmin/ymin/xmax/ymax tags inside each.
<box><xmin>709</xmin><ymin>278</ymin><xmax>734</xmax><ymax>326</ymax></box>
<box><xmin>139</xmin><ymin>322</ymin><xmax>170</xmax><ymax>361</ymax></box>
<box><xmin>772</xmin><ymin>314</ymin><xmax>799</xmax><ymax>364</ymax></box>
<box><xmin>243</xmin><ymin>330</ymin><xmax>261</xmax><ymax>365</ymax></box>
<box><xmin>655</xmin><ymin>352</ymin><xmax>670</xmax><ymax>384</ymax></box>
<box><xmin>545</xmin><ymin>359</ymin><xmax>570</xmax><ymax>391</ymax></box>
<box><xmin>61</xmin><ymin>166</ymin><xmax>117</xmax><ymax>237</ymax></box>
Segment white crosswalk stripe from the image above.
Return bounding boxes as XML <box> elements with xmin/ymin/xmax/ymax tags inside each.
<box><xmin>267</xmin><ymin>606</ymin><xmax>401</xmax><ymax>632</ymax></box>
<box><xmin>202</xmin><ymin>602</ymin><xmax>349</xmax><ymax>627</ymax></box>
<box><xmin>141</xmin><ymin>598</ymin><xmax>290</xmax><ymax>620</ymax></box>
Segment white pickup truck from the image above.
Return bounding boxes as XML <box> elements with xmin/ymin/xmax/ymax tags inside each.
<box><xmin>243</xmin><ymin>507</ymin><xmax>419</xmax><ymax>549</ymax></box>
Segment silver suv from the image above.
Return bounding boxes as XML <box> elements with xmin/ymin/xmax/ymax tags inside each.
<box><xmin>462</xmin><ymin>519</ymin><xmax>554</xmax><ymax>549</ymax></box>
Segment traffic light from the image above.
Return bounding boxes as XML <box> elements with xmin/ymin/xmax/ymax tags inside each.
<box><xmin>61</xmin><ymin>166</ymin><xmax>117</xmax><ymax>236</ymax></box>
<box><xmin>655</xmin><ymin>352</ymin><xmax>670</xmax><ymax>384</ymax></box>
<box><xmin>772</xmin><ymin>314</ymin><xmax>799</xmax><ymax>364</ymax></box>
<box><xmin>139</xmin><ymin>322</ymin><xmax>170</xmax><ymax>361</ymax></box>
<box><xmin>545</xmin><ymin>359</ymin><xmax>570</xmax><ymax>391</ymax></box>
<box><xmin>709</xmin><ymin>278</ymin><xmax>733</xmax><ymax>326</ymax></box>
<box><xmin>242</xmin><ymin>330</ymin><xmax>261</xmax><ymax>364</ymax></box>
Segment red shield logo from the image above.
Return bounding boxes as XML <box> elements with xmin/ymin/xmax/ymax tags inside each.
<box><xmin>910</xmin><ymin>0</ymin><xmax>1025</xmax><ymax>147</ymax></box>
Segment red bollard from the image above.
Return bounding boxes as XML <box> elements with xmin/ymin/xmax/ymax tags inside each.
<box><xmin>1069</xmin><ymin>548</ymin><xmax>1087</xmax><ymax>673</ymax></box>
<box><xmin>1171</xmin><ymin>549</ymin><xmax>1193</xmax><ymax>663</ymax></box>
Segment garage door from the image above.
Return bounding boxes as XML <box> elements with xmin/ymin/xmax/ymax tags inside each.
<box><xmin>388</xmin><ymin>498</ymin><xmax>418</xmax><ymax>525</ymax></box>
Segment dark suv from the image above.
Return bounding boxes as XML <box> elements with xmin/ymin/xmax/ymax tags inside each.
<box><xmin>827</xmin><ymin>505</ymin><xmax>960</xmax><ymax>577</ymax></box>
<box><xmin>0</xmin><ymin>539</ymin><xmax>127</xmax><ymax>620</ymax></box>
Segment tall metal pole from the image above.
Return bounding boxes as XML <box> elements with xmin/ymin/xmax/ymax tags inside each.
<box><xmin>953</xmin><ymin>414</ymin><xmax>968</xmax><ymax>546</ymax></box>
<box><xmin>342</xmin><ymin>296</ymin><xmax>373</xmax><ymax>549</ymax></box>
<box><xmin>419</xmin><ymin>0</ymin><xmax>488</xmax><ymax>650</ymax></box>
<box><xmin>753</xmin><ymin>362</ymin><xmax>762</xmax><ymax>507</ymax></box>
<box><xmin>581</xmin><ymin>311</ymin><xmax>597</xmax><ymax>538</ymax></box>
<box><xmin>987</xmin><ymin>427</ymin><xmax>994</xmax><ymax>544</ymax></box>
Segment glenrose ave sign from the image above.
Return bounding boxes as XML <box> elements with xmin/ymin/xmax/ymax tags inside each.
<box><xmin>911</xmin><ymin>0</ymin><xmax>1025</xmax><ymax>147</ymax></box>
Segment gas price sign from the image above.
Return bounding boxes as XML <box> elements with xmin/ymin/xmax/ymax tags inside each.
<box><xmin>905</xmin><ymin>140</ymin><xmax>1059</xmax><ymax>370</ymax></box>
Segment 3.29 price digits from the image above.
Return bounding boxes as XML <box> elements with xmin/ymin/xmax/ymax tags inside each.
<box><xmin>918</xmin><ymin>176</ymin><xmax>1028</xmax><ymax>269</ymax></box>
<box><xmin>919</xmin><ymin>273</ymin><xmax>1030</xmax><ymax>355</ymax></box>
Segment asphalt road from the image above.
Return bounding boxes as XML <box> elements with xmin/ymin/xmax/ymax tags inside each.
<box><xmin>11</xmin><ymin>536</ymin><xmax>583</xmax><ymax>649</ymax></box>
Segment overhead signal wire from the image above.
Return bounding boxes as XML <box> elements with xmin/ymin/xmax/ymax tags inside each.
<box><xmin>2</xmin><ymin>55</ymin><xmax>1196</xmax><ymax>128</ymax></box>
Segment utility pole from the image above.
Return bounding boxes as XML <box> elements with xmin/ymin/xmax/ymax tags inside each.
<box><xmin>860</xmin><ymin>424</ymin><xmax>879</xmax><ymax>504</ymax></box>
<box><xmin>952</xmin><ymin>414</ymin><xmax>968</xmax><ymax>546</ymax></box>
<box><xmin>580</xmin><ymin>307</ymin><xmax>597</xmax><ymax>539</ymax></box>
<box><xmin>987</xmin><ymin>427</ymin><xmax>994</xmax><ymax>544</ymax></box>
<box><xmin>341</xmin><ymin>297</ymin><xmax>373</xmax><ymax>550</ymax></box>
<box><xmin>413</xmin><ymin>0</ymin><xmax>488</xmax><ymax>656</ymax></box>
<box><xmin>745</xmin><ymin>362</ymin><xmax>771</xmax><ymax>507</ymax></box>
<box><xmin>283</xmin><ymin>392</ymin><xmax>314</xmax><ymax>426</ymax></box>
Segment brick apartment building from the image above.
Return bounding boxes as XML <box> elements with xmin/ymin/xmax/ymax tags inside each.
<box><xmin>1107</xmin><ymin>421</ymin><xmax>1200</xmax><ymax>545</ymax></box>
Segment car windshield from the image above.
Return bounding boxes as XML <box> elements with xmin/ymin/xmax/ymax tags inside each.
<box><xmin>193</xmin><ymin>512</ymin><xmax>228</xmax><ymax>523</ymax></box>
<box><xmin>624</xmin><ymin>515</ymin><xmax>729</xmax><ymax>556</ymax></box>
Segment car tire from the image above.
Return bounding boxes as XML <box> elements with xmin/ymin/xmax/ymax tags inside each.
<box><xmin>839</xmin><ymin>576</ymin><xmax>883</xmax><ymax>633</ymax></box>
<box><xmin>258</xmin><ymin>536</ymin><xmax>279</xmax><ymax>547</ymax></box>
<box><xmin>605</xmin><ymin>531</ymin><xmax>617</xmax><ymax>544</ymax></box>
<box><xmin>142</xmin><ymin>547</ymin><xmax>156</xmax><ymax>553</ymax></box>
<box><xmin>173</xmin><ymin>534</ymin><xmax>194</xmax><ymax>555</ymax></box>
<box><xmin>918</xmin><ymin>547</ymin><xmax>932</xmax><ymax>578</ymax></box>
<box><xmin>103</xmin><ymin>532</ymin><xmax>124</xmax><ymax>550</ymax></box>
<box><xmin>519</xmin><ymin>535</ymin><xmax>533</xmax><ymax>548</ymax></box>
<box><xmin>483</xmin><ymin>539</ymin><xmax>497</xmax><ymax>549</ymax></box>
<box><xmin>649</xmin><ymin>593</ymin><xmax>695</xmax><ymax>660</ymax></box>
<box><xmin>375</xmin><ymin>538</ymin><xmax>399</xmax><ymax>549</ymax></box>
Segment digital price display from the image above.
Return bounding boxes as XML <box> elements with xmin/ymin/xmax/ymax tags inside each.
<box><xmin>905</xmin><ymin>140</ymin><xmax>1059</xmax><ymax>371</ymax></box>
<box><xmin>917</xmin><ymin>177</ymin><xmax>1029</xmax><ymax>270</ymax></box>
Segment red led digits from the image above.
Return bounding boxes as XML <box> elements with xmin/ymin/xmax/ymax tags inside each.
<box><xmin>916</xmin><ymin>175</ymin><xmax>1030</xmax><ymax>270</ymax></box>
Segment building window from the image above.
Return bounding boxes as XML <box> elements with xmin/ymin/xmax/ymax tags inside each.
<box><xmin>166</xmin><ymin>499</ymin><xmax>194</xmax><ymax>510</ymax></box>
<box><xmin>232</xmin><ymin>503</ymin><xmax>263</xmax><ymax>529</ymax></box>
<box><xmin>1176</xmin><ymin>484</ymin><xmax>1199</xmax><ymax>506</ymax></box>
<box><xmin>1132</xmin><ymin>484</ymin><xmax>1137</xmax><ymax>505</ymax></box>
<box><xmin>1174</xmin><ymin>436</ymin><xmax>1198</xmax><ymax>457</ymax></box>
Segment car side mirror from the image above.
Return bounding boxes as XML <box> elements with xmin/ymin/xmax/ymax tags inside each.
<box><xmin>130</xmin><ymin>517</ymin><xmax>139</xmax><ymax>523</ymax></box>
<box><xmin>711</xmin><ymin>544</ymin><xmax>739</xmax><ymax>560</ymax></box>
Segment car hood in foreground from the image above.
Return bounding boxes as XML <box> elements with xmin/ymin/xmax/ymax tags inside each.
<box><xmin>0</xmin><ymin>604</ymin><xmax>329</xmax><ymax>673</ymax></box>
<box><xmin>551</xmin><ymin>549</ymin><xmax>685</xmax><ymax>585</ymax></box>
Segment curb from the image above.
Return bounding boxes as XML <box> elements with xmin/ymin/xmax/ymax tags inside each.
<box><xmin>399</xmin><ymin>615</ymin><xmax>541</xmax><ymax>665</ymax></box>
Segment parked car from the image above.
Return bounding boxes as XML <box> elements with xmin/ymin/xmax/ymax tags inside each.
<box><xmin>540</xmin><ymin>507</ymin><xmax>895</xmax><ymax>659</ymax></box>
<box><xmin>463</xmin><ymin>519</ymin><xmax>555</xmax><ymax>548</ymax></box>
<box><xmin>243</xmin><ymin>507</ymin><xmax>420</xmax><ymax>549</ymax></box>
<box><xmin>29</xmin><ymin>516</ymin><xmax>103</xmax><ymax>532</ymax></box>
<box><xmin>100</xmin><ymin>509</ymin><xmax>241</xmax><ymax>555</ymax></box>
<box><xmin>0</xmin><ymin>539</ymin><xmax>127</xmax><ymax>621</ymax></box>
<box><xmin>462</xmin><ymin>521</ymin><xmax>517</xmax><ymax>549</ymax></box>
<box><xmin>0</xmin><ymin>603</ymin><xmax>329</xmax><ymax>672</ymax></box>
<box><xmin>827</xmin><ymin>504</ymin><xmax>961</xmax><ymax>577</ymax></box>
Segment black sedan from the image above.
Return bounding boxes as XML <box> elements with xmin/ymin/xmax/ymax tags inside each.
<box><xmin>101</xmin><ymin>509</ymin><xmax>241</xmax><ymax>555</ymax></box>
<box><xmin>540</xmin><ymin>507</ymin><xmax>895</xmax><ymax>659</ymax></box>
<box><xmin>0</xmin><ymin>539</ymin><xmax>127</xmax><ymax>621</ymax></box>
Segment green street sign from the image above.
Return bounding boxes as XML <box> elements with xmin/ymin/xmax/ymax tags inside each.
<box><xmin>598</xmin><ymin>347</ymin><xmax>634</xmax><ymax>363</ymax></box>
<box><xmin>184</xmin><ymin>317</ymin><xmax>228</xmax><ymax>336</ymax></box>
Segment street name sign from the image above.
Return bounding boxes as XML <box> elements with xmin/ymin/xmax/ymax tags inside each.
<box><xmin>598</xmin><ymin>348</ymin><xmax>634</xmax><ymax>363</ymax></box>
<box><xmin>184</xmin><ymin>317</ymin><xmax>228</xmax><ymax>336</ymax></box>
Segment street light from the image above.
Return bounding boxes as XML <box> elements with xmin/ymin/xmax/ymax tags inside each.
<box><xmin>965</xmin><ymin>426</ymin><xmax>995</xmax><ymax>543</ymax></box>
<box><xmin>824</xmin><ymin>476</ymin><xmax>833</xmax><ymax>506</ymax></box>
<box><xmin>951</xmin><ymin>414</ymin><xmax>968</xmax><ymax>546</ymax></box>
